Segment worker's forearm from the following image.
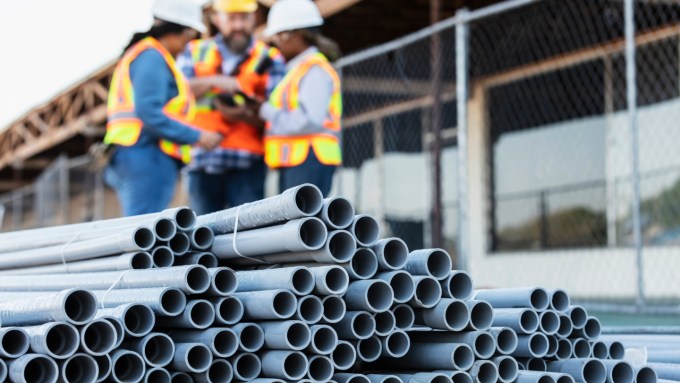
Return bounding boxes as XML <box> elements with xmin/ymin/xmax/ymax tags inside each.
<box><xmin>188</xmin><ymin>77</ymin><xmax>216</xmax><ymax>99</ymax></box>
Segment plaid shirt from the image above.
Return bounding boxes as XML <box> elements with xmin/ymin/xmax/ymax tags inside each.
<box><xmin>178</xmin><ymin>35</ymin><xmax>286</xmax><ymax>173</ymax></box>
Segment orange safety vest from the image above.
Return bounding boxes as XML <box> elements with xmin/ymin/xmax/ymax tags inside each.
<box><xmin>264</xmin><ymin>52</ymin><xmax>342</xmax><ymax>168</ymax></box>
<box><xmin>104</xmin><ymin>37</ymin><xmax>196</xmax><ymax>164</ymax></box>
<box><xmin>187</xmin><ymin>38</ymin><xmax>281</xmax><ymax>155</ymax></box>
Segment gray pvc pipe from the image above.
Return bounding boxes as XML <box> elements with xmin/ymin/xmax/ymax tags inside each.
<box><xmin>516</xmin><ymin>371</ymin><xmax>557</xmax><ymax>383</ymax></box>
<box><xmin>79</xmin><ymin>318</ymin><xmax>117</xmax><ymax>356</ymax></box>
<box><xmin>367</xmin><ymin>374</ymin><xmax>404</xmax><ymax>383</ymax></box>
<box><xmin>571</xmin><ymin>338</ymin><xmax>592</xmax><ymax>358</ymax></box>
<box><xmin>332</xmin><ymin>311</ymin><xmax>376</xmax><ymax>339</ymax></box>
<box><xmin>249</xmin><ymin>380</ymin><xmax>286</xmax><ymax>383</ymax></box>
<box><xmin>206</xmin><ymin>267</ymin><xmax>238</xmax><ymax>296</ymax></box>
<box><xmin>234</xmin><ymin>289</ymin><xmax>298</xmax><ymax>320</ymax></box>
<box><xmin>231</xmin><ymin>323</ymin><xmax>265</xmax><ymax>352</ymax></box>
<box><xmin>145</xmin><ymin>367</ymin><xmax>171</xmax><ymax>383</ymax></box>
<box><xmin>392</xmin><ymin>304</ymin><xmax>415</xmax><ymax>330</ymax></box>
<box><xmin>321</xmin><ymin>295</ymin><xmax>347</xmax><ymax>324</ymax></box>
<box><xmin>110</xmin><ymin>349</ymin><xmax>146</xmax><ymax>383</ymax></box>
<box><xmin>516</xmin><ymin>357</ymin><xmax>547</xmax><ymax>372</ymax></box>
<box><xmin>192</xmin><ymin>359</ymin><xmax>232</xmax><ymax>383</ymax></box>
<box><xmin>591</xmin><ymin>341</ymin><xmax>608</xmax><ymax>359</ymax></box>
<box><xmin>434</xmin><ymin>371</ymin><xmax>473</xmax><ymax>383</ymax></box>
<box><xmin>371</xmin><ymin>238</ymin><xmax>409</xmax><ymax>271</ymax></box>
<box><xmin>175</xmin><ymin>252</ymin><xmax>218</xmax><ymax>268</ymax></box>
<box><xmin>487</xmin><ymin>327</ymin><xmax>519</xmax><ymax>355</ymax></box>
<box><xmin>343</xmin><ymin>248</ymin><xmax>379</xmax><ymax>280</ymax></box>
<box><xmin>0</xmin><ymin>226</ymin><xmax>155</xmax><ymax>269</ymax></box>
<box><xmin>543</xmin><ymin>373</ymin><xmax>576</xmax><ymax>383</ymax></box>
<box><xmin>0</xmin><ymin>265</ymin><xmax>210</xmax><ymax>294</ymax></box>
<box><xmin>381</xmin><ymin>329</ymin><xmax>410</xmax><ymax>358</ymax></box>
<box><xmin>296</xmin><ymin>295</ymin><xmax>324</xmax><ymax>324</ymax></box>
<box><xmin>122</xmin><ymin>332</ymin><xmax>175</xmax><ymax>368</ymax></box>
<box><xmin>410</xmin><ymin>276</ymin><xmax>442</xmax><ymax>309</ymax></box>
<box><xmin>259</xmin><ymin>320</ymin><xmax>311</xmax><ymax>350</ymax></box>
<box><xmin>557</xmin><ymin>314</ymin><xmax>573</xmax><ymax>338</ymax></box>
<box><xmin>310</xmin><ymin>265</ymin><xmax>350</xmax><ymax>295</ymax></box>
<box><xmin>571</xmin><ymin>316</ymin><xmax>602</xmax><ymax>340</ymax></box>
<box><xmin>493</xmin><ymin>356</ymin><xmax>519</xmax><ymax>383</ymax></box>
<box><xmin>0</xmin><ymin>251</ymin><xmax>154</xmax><ymax>275</ymax></box>
<box><xmin>641</xmin><ymin>364</ymin><xmax>680</xmax><ymax>381</ymax></box>
<box><xmin>197</xmin><ymin>183</ymin><xmax>323</xmax><ymax>234</ymax></box>
<box><xmin>260</xmin><ymin>350</ymin><xmax>308</xmax><ymax>380</ymax></box>
<box><xmin>172</xmin><ymin>343</ymin><xmax>213</xmax><ymax>374</ymax></box>
<box><xmin>399</xmin><ymin>342</ymin><xmax>474</xmax><ymax>370</ymax></box>
<box><xmin>0</xmin><ymin>288</ymin><xmax>97</xmax><ymax>326</ymax></box>
<box><xmin>0</xmin><ymin>327</ymin><xmax>29</xmax><ymax>358</ymax></box>
<box><xmin>547</xmin><ymin>359</ymin><xmax>607</xmax><ymax>383</ymax></box>
<box><xmin>96</xmin><ymin>303</ymin><xmax>156</xmax><ymax>338</ymax></box>
<box><xmin>169</xmin><ymin>328</ymin><xmax>238</xmax><ymax>358</ymax></box>
<box><xmin>210</xmin><ymin>296</ymin><xmax>244</xmax><ymax>325</ymax></box>
<box><xmin>374</xmin><ymin>310</ymin><xmax>397</xmax><ymax>336</ymax></box>
<box><xmin>410</xmin><ymin>331</ymin><xmax>496</xmax><ymax>359</ymax></box>
<box><xmin>308</xmin><ymin>355</ymin><xmax>334</xmax><ymax>382</ymax></box>
<box><xmin>635</xmin><ymin>367</ymin><xmax>658</xmax><ymax>383</ymax></box>
<box><xmin>335</xmin><ymin>374</ymin><xmax>372</xmax><ymax>383</ymax></box>
<box><xmin>604</xmin><ymin>341</ymin><xmax>625</xmax><ymax>360</ymax></box>
<box><xmin>345</xmin><ymin>279</ymin><xmax>394</xmax><ymax>313</ymax></box>
<box><xmin>212</xmin><ymin>217</ymin><xmax>328</xmax><ymax>259</ymax></box>
<box><xmin>24</xmin><ymin>322</ymin><xmax>79</xmax><ymax>360</ymax></box>
<box><xmin>404</xmin><ymin>249</ymin><xmax>452</xmax><ymax>280</ymax></box>
<box><xmin>332</xmin><ymin>340</ymin><xmax>357</xmax><ymax>370</ymax></box>
<box><xmin>156</xmin><ymin>299</ymin><xmax>215</xmax><ymax>330</ymax></box>
<box><xmin>307</xmin><ymin>324</ymin><xmax>338</xmax><ymax>355</ymax></box>
<box><xmin>230</xmin><ymin>352</ymin><xmax>261</xmax><ymax>381</ymax></box>
<box><xmin>546</xmin><ymin>335</ymin><xmax>558</xmax><ymax>358</ymax></box>
<box><xmin>492</xmin><ymin>308</ymin><xmax>540</xmax><ymax>334</ymax></box>
<box><xmin>59</xmin><ymin>353</ymin><xmax>98</xmax><ymax>383</ymax></box>
<box><xmin>414</xmin><ymin>298</ymin><xmax>470</xmax><ymax>331</ymax></box>
<box><xmin>95</xmin><ymin>287</ymin><xmax>187</xmax><ymax>317</ymax></box>
<box><xmin>318</xmin><ymin>197</ymin><xmax>355</xmax><ymax>230</ymax></box>
<box><xmin>513</xmin><ymin>333</ymin><xmax>549</xmax><ymax>358</ymax></box>
<box><xmin>556</xmin><ymin>338</ymin><xmax>573</xmax><ymax>360</ymax></box>
<box><xmin>352</xmin><ymin>336</ymin><xmax>382</xmax><ymax>362</ymax></box>
<box><xmin>440</xmin><ymin>270</ymin><xmax>473</xmax><ymax>300</ymax></box>
<box><xmin>540</xmin><ymin>310</ymin><xmax>560</xmax><ymax>335</ymax></box>
<box><xmin>151</xmin><ymin>246</ymin><xmax>175</xmax><ymax>268</ymax></box>
<box><xmin>375</xmin><ymin>271</ymin><xmax>415</xmax><ymax>304</ymax></box>
<box><xmin>93</xmin><ymin>354</ymin><xmax>111</xmax><ymax>383</ymax></box>
<box><xmin>566</xmin><ymin>305</ymin><xmax>588</xmax><ymax>330</ymax></box>
<box><xmin>236</xmin><ymin>267</ymin><xmax>315</xmax><ymax>295</ymax></box>
<box><xmin>167</xmin><ymin>232</ymin><xmax>191</xmax><ymax>256</ymax></box>
<box><xmin>351</xmin><ymin>214</ymin><xmax>380</xmax><ymax>247</ymax></box>
<box><xmin>470</xmin><ymin>360</ymin><xmax>499</xmax><ymax>383</ymax></box>
<box><xmin>599</xmin><ymin>360</ymin><xmax>634</xmax><ymax>383</ymax></box>
<box><xmin>190</xmin><ymin>226</ymin><xmax>214</xmax><ymax>251</ymax></box>
<box><xmin>7</xmin><ymin>353</ymin><xmax>59</xmax><ymax>383</ymax></box>
<box><xmin>465</xmin><ymin>300</ymin><xmax>494</xmax><ymax>331</ymax></box>
<box><xmin>474</xmin><ymin>287</ymin><xmax>550</xmax><ymax>311</ymax></box>
<box><xmin>549</xmin><ymin>289</ymin><xmax>570</xmax><ymax>312</ymax></box>
<box><xmin>395</xmin><ymin>373</ymin><xmax>452</xmax><ymax>383</ymax></box>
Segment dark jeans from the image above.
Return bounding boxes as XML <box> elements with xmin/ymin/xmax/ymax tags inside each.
<box><xmin>104</xmin><ymin>146</ymin><xmax>179</xmax><ymax>216</ymax></box>
<box><xmin>188</xmin><ymin>159</ymin><xmax>266</xmax><ymax>215</ymax></box>
<box><xmin>279</xmin><ymin>151</ymin><xmax>336</xmax><ymax>196</ymax></box>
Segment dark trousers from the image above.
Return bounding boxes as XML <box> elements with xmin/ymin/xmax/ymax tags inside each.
<box><xmin>278</xmin><ymin>151</ymin><xmax>336</xmax><ymax>196</ymax></box>
<box><xmin>188</xmin><ymin>159</ymin><xmax>266</xmax><ymax>215</ymax></box>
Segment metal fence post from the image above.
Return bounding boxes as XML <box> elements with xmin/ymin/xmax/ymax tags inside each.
<box><xmin>456</xmin><ymin>9</ymin><xmax>470</xmax><ymax>271</ymax></box>
<box><xmin>624</xmin><ymin>0</ymin><xmax>645</xmax><ymax>307</ymax></box>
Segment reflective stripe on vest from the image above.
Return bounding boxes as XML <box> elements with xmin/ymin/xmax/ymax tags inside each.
<box><xmin>187</xmin><ymin>38</ymin><xmax>280</xmax><ymax>155</ymax></box>
<box><xmin>104</xmin><ymin>37</ymin><xmax>196</xmax><ymax>164</ymax></box>
<box><xmin>264</xmin><ymin>52</ymin><xmax>342</xmax><ymax>168</ymax></box>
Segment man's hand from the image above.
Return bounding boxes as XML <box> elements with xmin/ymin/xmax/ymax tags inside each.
<box><xmin>211</xmin><ymin>76</ymin><xmax>241</xmax><ymax>94</ymax></box>
<box><xmin>197</xmin><ymin>131</ymin><xmax>223</xmax><ymax>150</ymax></box>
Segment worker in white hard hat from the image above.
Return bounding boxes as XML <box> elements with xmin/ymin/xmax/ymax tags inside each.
<box><xmin>103</xmin><ymin>0</ymin><xmax>223</xmax><ymax>216</ymax></box>
<box><xmin>258</xmin><ymin>0</ymin><xmax>343</xmax><ymax>196</ymax></box>
<box><xmin>177</xmin><ymin>0</ymin><xmax>286</xmax><ymax>215</ymax></box>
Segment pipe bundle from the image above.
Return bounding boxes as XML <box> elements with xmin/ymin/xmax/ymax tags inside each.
<box><xmin>0</xmin><ymin>184</ymin><xmax>662</xmax><ymax>383</ymax></box>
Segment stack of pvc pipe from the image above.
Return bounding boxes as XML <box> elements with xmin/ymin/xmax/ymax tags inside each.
<box><xmin>0</xmin><ymin>183</ymin><xmax>662</xmax><ymax>383</ymax></box>
<box><xmin>599</xmin><ymin>332</ymin><xmax>680</xmax><ymax>383</ymax></box>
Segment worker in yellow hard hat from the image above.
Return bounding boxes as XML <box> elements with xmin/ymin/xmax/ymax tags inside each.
<box><xmin>177</xmin><ymin>0</ymin><xmax>286</xmax><ymax>214</ymax></box>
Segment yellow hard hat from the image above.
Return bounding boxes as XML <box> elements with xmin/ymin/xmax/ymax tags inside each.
<box><xmin>213</xmin><ymin>0</ymin><xmax>258</xmax><ymax>13</ymax></box>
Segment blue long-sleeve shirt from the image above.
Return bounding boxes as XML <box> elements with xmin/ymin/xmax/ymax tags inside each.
<box><xmin>129</xmin><ymin>49</ymin><xmax>201</xmax><ymax>147</ymax></box>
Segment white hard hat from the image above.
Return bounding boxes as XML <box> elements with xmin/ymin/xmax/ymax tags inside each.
<box><xmin>152</xmin><ymin>0</ymin><xmax>207</xmax><ymax>34</ymax></box>
<box><xmin>264</xmin><ymin>0</ymin><xmax>324</xmax><ymax>37</ymax></box>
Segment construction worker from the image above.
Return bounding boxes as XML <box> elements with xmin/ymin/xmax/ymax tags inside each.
<box><xmin>258</xmin><ymin>0</ymin><xmax>343</xmax><ymax>196</ymax></box>
<box><xmin>178</xmin><ymin>0</ymin><xmax>286</xmax><ymax>215</ymax></box>
<box><xmin>104</xmin><ymin>0</ymin><xmax>223</xmax><ymax>216</ymax></box>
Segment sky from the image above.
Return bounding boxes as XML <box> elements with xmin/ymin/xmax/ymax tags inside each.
<box><xmin>0</xmin><ymin>0</ymin><xmax>205</xmax><ymax>129</ymax></box>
